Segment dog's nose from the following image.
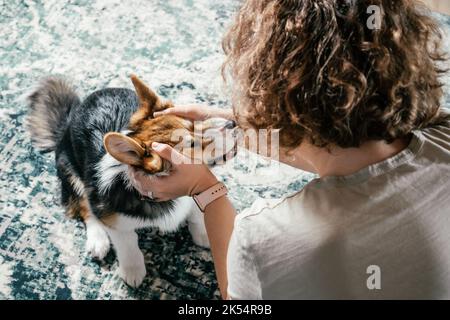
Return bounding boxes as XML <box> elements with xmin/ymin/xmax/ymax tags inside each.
<box><xmin>225</xmin><ymin>120</ymin><xmax>237</xmax><ymax>130</ymax></box>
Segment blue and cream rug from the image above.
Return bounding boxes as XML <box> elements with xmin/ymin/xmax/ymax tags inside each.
<box><xmin>0</xmin><ymin>1</ymin><xmax>449</xmax><ymax>300</ymax></box>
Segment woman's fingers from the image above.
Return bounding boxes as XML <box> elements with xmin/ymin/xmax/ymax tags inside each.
<box><xmin>128</xmin><ymin>166</ymin><xmax>157</xmax><ymax>194</ymax></box>
<box><xmin>153</xmin><ymin>109</ymin><xmax>171</xmax><ymax>117</ymax></box>
<box><xmin>153</xmin><ymin>105</ymin><xmax>235</xmax><ymax>122</ymax></box>
<box><xmin>153</xmin><ymin>105</ymin><xmax>192</xmax><ymax>118</ymax></box>
<box><xmin>151</xmin><ymin>142</ymin><xmax>189</xmax><ymax>165</ymax></box>
<box><xmin>145</xmin><ymin>177</ymin><xmax>176</xmax><ymax>202</ymax></box>
<box><xmin>153</xmin><ymin>111</ymin><xmax>165</xmax><ymax>117</ymax></box>
<box><xmin>128</xmin><ymin>142</ymin><xmax>213</xmax><ymax>201</ymax></box>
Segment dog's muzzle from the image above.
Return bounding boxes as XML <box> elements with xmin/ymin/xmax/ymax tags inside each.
<box><xmin>203</xmin><ymin>119</ymin><xmax>238</xmax><ymax>166</ymax></box>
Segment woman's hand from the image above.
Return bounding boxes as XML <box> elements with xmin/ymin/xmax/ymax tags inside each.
<box><xmin>154</xmin><ymin>104</ymin><xmax>234</xmax><ymax>121</ymax></box>
<box><xmin>129</xmin><ymin>142</ymin><xmax>218</xmax><ymax>201</ymax></box>
<box><xmin>130</xmin><ymin>142</ymin><xmax>235</xmax><ymax>300</ymax></box>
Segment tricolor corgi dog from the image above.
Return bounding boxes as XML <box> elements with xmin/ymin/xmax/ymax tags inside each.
<box><xmin>26</xmin><ymin>75</ymin><xmax>236</xmax><ymax>287</ymax></box>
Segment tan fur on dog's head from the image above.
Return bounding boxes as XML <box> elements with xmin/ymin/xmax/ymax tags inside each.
<box><xmin>104</xmin><ymin>75</ymin><xmax>235</xmax><ymax>174</ymax></box>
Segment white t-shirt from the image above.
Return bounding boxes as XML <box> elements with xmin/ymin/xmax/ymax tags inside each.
<box><xmin>227</xmin><ymin>120</ymin><xmax>450</xmax><ymax>299</ymax></box>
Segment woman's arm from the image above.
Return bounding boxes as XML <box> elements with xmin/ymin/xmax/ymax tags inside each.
<box><xmin>202</xmin><ymin>195</ymin><xmax>236</xmax><ymax>299</ymax></box>
<box><xmin>129</xmin><ymin>142</ymin><xmax>235</xmax><ymax>298</ymax></box>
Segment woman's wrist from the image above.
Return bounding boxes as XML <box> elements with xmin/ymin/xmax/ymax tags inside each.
<box><xmin>190</xmin><ymin>171</ymin><xmax>219</xmax><ymax>196</ymax></box>
<box><xmin>193</xmin><ymin>182</ymin><xmax>228</xmax><ymax>212</ymax></box>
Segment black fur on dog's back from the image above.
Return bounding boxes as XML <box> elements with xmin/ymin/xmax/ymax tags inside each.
<box><xmin>27</xmin><ymin>78</ymin><xmax>175</xmax><ymax>222</ymax></box>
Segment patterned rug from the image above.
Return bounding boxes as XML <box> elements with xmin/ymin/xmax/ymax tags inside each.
<box><xmin>0</xmin><ymin>1</ymin><xmax>449</xmax><ymax>300</ymax></box>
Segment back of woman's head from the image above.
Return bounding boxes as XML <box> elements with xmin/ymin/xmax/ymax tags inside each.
<box><xmin>223</xmin><ymin>0</ymin><xmax>448</xmax><ymax>148</ymax></box>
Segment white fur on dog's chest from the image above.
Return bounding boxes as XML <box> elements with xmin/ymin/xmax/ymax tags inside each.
<box><xmin>95</xmin><ymin>153</ymin><xmax>134</xmax><ymax>196</ymax></box>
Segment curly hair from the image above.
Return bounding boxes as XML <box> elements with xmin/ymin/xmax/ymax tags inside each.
<box><xmin>222</xmin><ymin>0</ymin><xmax>449</xmax><ymax>149</ymax></box>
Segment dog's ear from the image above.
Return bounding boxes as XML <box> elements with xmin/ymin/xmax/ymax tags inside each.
<box><xmin>129</xmin><ymin>75</ymin><xmax>161</xmax><ymax>128</ymax></box>
<box><xmin>131</xmin><ymin>74</ymin><xmax>160</xmax><ymax>111</ymax></box>
<box><xmin>103</xmin><ymin>132</ymin><xmax>145</xmax><ymax>166</ymax></box>
<box><xmin>103</xmin><ymin>132</ymin><xmax>165</xmax><ymax>173</ymax></box>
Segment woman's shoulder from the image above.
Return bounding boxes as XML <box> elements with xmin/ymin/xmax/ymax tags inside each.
<box><xmin>237</xmin><ymin>188</ymin><xmax>307</xmax><ymax>221</ymax></box>
<box><xmin>234</xmin><ymin>183</ymin><xmax>323</xmax><ymax>243</ymax></box>
<box><xmin>237</xmin><ymin>178</ymin><xmax>323</xmax><ymax>219</ymax></box>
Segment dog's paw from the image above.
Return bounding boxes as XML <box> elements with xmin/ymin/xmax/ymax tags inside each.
<box><xmin>190</xmin><ymin>226</ymin><xmax>210</xmax><ymax>248</ymax></box>
<box><xmin>86</xmin><ymin>225</ymin><xmax>111</xmax><ymax>260</ymax></box>
<box><xmin>118</xmin><ymin>255</ymin><xmax>146</xmax><ymax>288</ymax></box>
<box><xmin>189</xmin><ymin>225</ymin><xmax>210</xmax><ymax>248</ymax></box>
<box><xmin>188</xmin><ymin>210</ymin><xmax>210</xmax><ymax>248</ymax></box>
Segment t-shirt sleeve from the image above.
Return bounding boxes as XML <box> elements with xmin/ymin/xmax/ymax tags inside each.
<box><xmin>226</xmin><ymin>214</ymin><xmax>262</xmax><ymax>300</ymax></box>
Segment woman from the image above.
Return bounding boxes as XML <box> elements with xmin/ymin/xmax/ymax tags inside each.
<box><xmin>131</xmin><ymin>0</ymin><xmax>450</xmax><ymax>299</ymax></box>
